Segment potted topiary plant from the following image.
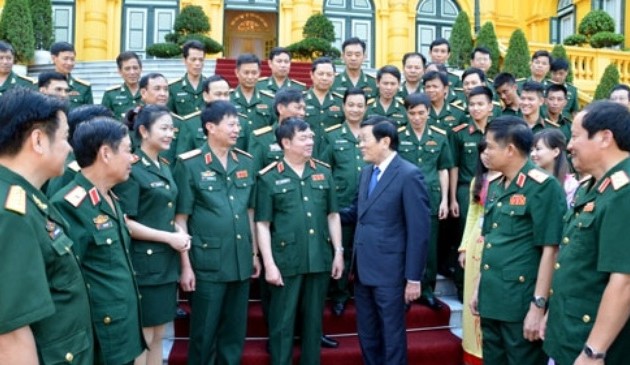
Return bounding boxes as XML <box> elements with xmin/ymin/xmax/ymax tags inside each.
<box><xmin>286</xmin><ymin>13</ymin><xmax>340</xmax><ymax>60</ymax></box>
<box><xmin>0</xmin><ymin>0</ymin><xmax>35</xmax><ymax>71</ymax></box>
<box><xmin>502</xmin><ymin>29</ymin><xmax>530</xmax><ymax>78</ymax></box>
<box><xmin>30</xmin><ymin>0</ymin><xmax>54</xmax><ymax>64</ymax></box>
<box><xmin>564</xmin><ymin>10</ymin><xmax>624</xmax><ymax>49</ymax></box>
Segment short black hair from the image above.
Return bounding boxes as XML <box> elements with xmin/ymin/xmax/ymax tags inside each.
<box><xmin>404</xmin><ymin>92</ymin><xmax>431</xmax><ymax>110</ymax></box>
<box><xmin>402</xmin><ymin>52</ymin><xmax>426</xmax><ymax>68</ymax></box>
<box><xmin>461</xmin><ymin>67</ymin><xmax>486</xmax><ymax>83</ymax></box>
<box><xmin>311</xmin><ymin>56</ymin><xmax>335</xmax><ymax>73</ymax></box>
<box><xmin>546</xmin><ymin>83</ymin><xmax>568</xmax><ymax>98</ymax></box>
<box><xmin>426</xmin><ymin>63</ymin><xmax>448</xmax><ymax>73</ymax></box>
<box><xmin>67</xmin><ymin>105</ymin><xmax>114</xmax><ymax>143</ymax></box>
<box><xmin>72</xmin><ymin>117</ymin><xmax>129</xmax><ymax>168</ymax></box>
<box><xmin>51</xmin><ymin>42</ymin><xmax>74</xmax><ymax>56</ymax></box>
<box><xmin>38</xmin><ymin>71</ymin><xmax>67</xmax><ymax>88</ymax></box>
<box><xmin>581</xmin><ymin>100</ymin><xmax>630</xmax><ymax>151</ymax></box>
<box><xmin>182</xmin><ymin>40</ymin><xmax>205</xmax><ymax>58</ymax></box>
<box><xmin>0</xmin><ymin>87</ymin><xmax>68</xmax><ymax>157</ymax></box>
<box><xmin>610</xmin><ymin>84</ymin><xmax>630</xmax><ymax>99</ymax></box>
<box><xmin>422</xmin><ymin>70</ymin><xmax>448</xmax><ymax>86</ymax></box>
<box><xmin>377</xmin><ymin>65</ymin><xmax>401</xmax><ymax>82</ymax></box>
<box><xmin>275</xmin><ymin>117</ymin><xmax>311</xmax><ymax>149</ymax></box>
<box><xmin>486</xmin><ymin>116</ymin><xmax>533</xmax><ymax>156</ymax></box>
<box><xmin>493</xmin><ymin>72</ymin><xmax>516</xmax><ymax>89</ymax></box>
<box><xmin>139</xmin><ymin>73</ymin><xmax>167</xmax><ymax>89</ymax></box>
<box><xmin>273</xmin><ymin>87</ymin><xmax>304</xmax><ymax>117</ymax></box>
<box><xmin>360</xmin><ymin>116</ymin><xmax>399</xmax><ymax>151</ymax></box>
<box><xmin>342</xmin><ymin>37</ymin><xmax>366</xmax><ymax>53</ymax></box>
<box><xmin>269</xmin><ymin>47</ymin><xmax>291</xmax><ymax>60</ymax></box>
<box><xmin>429</xmin><ymin>38</ymin><xmax>450</xmax><ymax>52</ymax></box>
<box><xmin>116</xmin><ymin>51</ymin><xmax>142</xmax><ymax>70</ymax></box>
<box><xmin>470</xmin><ymin>46</ymin><xmax>490</xmax><ymax>60</ymax></box>
<box><xmin>202</xmin><ymin>74</ymin><xmax>228</xmax><ymax>93</ymax></box>
<box><xmin>550</xmin><ymin>58</ymin><xmax>569</xmax><ymax>72</ymax></box>
<box><xmin>343</xmin><ymin>87</ymin><xmax>367</xmax><ymax>104</ymax></box>
<box><xmin>468</xmin><ymin>86</ymin><xmax>493</xmax><ymax>102</ymax></box>
<box><xmin>521</xmin><ymin>81</ymin><xmax>545</xmax><ymax>97</ymax></box>
<box><xmin>0</xmin><ymin>41</ymin><xmax>15</xmax><ymax>56</ymax></box>
<box><xmin>124</xmin><ymin>104</ymin><xmax>171</xmax><ymax>140</ymax></box>
<box><xmin>236</xmin><ymin>53</ymin><xmax>261</xmax><ymax>69</ymax></box>
<box><xmin>201</xmin><ymin>100</ymin><xmax>238</xmax><ymax>136</ymax></box>
<box><xmin>532</xmin><ymin>50</ymin><xmax>552</xmax><ymax>63</ymax></box>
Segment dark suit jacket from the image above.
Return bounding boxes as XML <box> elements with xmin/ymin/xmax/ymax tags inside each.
<box><xmin>341</xmin><ymin>154</ymin><xmax>430</xmax><ymax>287</ymax></box>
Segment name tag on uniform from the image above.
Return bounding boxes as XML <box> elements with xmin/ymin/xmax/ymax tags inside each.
<box><xmin>150</xmin><ymin>181</ymin><xmax>166</xmax><ymax>188</ymax></box>
<box><xmin>201</xmin><ymin>171</ymin><xmax>217</xmax><ymax>182</ymax></box>
<box><xmin>177</xmin><ymin>92</ymin><xmax>188</xmax><ymax>96</ymax></box>
<box><xmin>275</xmin><ymin>178</ymin><xmax>290</xmax><ymax>186</ymax></box>
<box><xmin>115</xmin><ymin>95</ymin><xmax>128</xmax><ymax>100</ymax></box>
<box><xmin>270</xmin><ymin>143</ymin><xmax>282</xmax><ymax>152</ymax></box>
<box><xmin>400</xmin><ymin>141</ymin><xmax>413</xmax><ymax>146</ymax></box>
<box><xmin>464</xmin><ymin>142</ymin><xmax>477</xmax><ymax>147</ymax></box>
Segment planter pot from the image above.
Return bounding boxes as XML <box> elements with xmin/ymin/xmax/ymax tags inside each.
<box><xmin>34</xmin><ymin>50</ymin><xmax>52</xmax><ymax>65</ymax></box>
<box><xmin>12</xmin><ymin>64</ymin><xmax>27</xmax><ymax>76</ymax></box>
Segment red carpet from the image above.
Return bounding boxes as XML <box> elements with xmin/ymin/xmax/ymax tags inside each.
<box><xmin>215</xmin><ymin>58</ymin><xmax>313</xmax><ymax>89</ymax></box>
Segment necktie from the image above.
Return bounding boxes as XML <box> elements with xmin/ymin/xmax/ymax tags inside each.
<box><xmin>368</xmin><ymin>166</ymin><xmax>380</xmax><ymax>197</ymax></box>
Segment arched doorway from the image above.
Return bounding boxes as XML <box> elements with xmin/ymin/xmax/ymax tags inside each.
<box><xmin>224</xmin><ymin>0</ymin><xmax>278</xmax><ymax>59</ymax></box>
<box><xmin>416</xmin><ymin>0</ymin><xmax>460</xmax><ymax>57</ymax></box>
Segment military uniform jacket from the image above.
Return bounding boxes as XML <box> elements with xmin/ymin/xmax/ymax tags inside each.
<box><xmin>0</xmin><ymin>166</ymin><xmax>93</xmax><ymax>365</ymax></box>
<box><xmin>175</xmin><ymin>111</ymin><xmax>204</xmax><ymax>156</ymax></box>
<box><xmin>396</xmin><ymin>81</ymin><xmax>422</xmax><ymax>99</ymax></box>
<box><xmin>332</xmin><ymin>70</ymin><xmax>377</xmax><ymax>99</ymax></box>
<box><xmin>167</xmin><ymin>73</ymin><xmax>207</xmax><ymax>116</ymax></box>
<box><xmin>230</xmin><ymin>86</ymin><xmax>274</xmax><ymax>132</ymax></box>
<box><xmin>449</xmin><ymin>120</ymin><xmax>485</xmax><ymax>185</ymax></box>
<box><xmin>517</xmin><ymin>77</ymin><xmax>549</xmax><ymax>92</ymax></box>
<box><xmin>304</xmin><ymin>89</ymin><xmax>344</xmax><ymax>147</ymax></box>
<box><xmin>114</xmin><ymin>150</ymin><xmax>180</xmax><ymax>286</ymax></box>
<box><xmin>398</xmin><ymin>124</ymin><xmax>453</xmax><ymax>215</ymax></box>
<box><xmin>544</xmin><ymin>158</ymin><xmax>630</xmax><ymax>365</ymax></box>
<box><xmin>366</xmin><ymin>97</ymin><xmax>408</xmax><ymax>127</ymax></box>
<box><xmin>174</xmin><ymin>144</ymin><xmax>255</xmax><ymax>282</ymax></box>
<box><xmin>101</xmin><ymin>83</ymin><xmax>142</xmax><ymax>120</ymax></box>
<box><xmin>429</xmin><ymin>102</ymin><xmax>466</xmax><ymax>130</ymax></box>
<box><xmin>44</xmin><ymin>153</ymin><xmax>80</xmax><ymax>198</ymax></box>
<box><xmin>0</xmin><ymin>71</ymin><xmax>35</xmax><ymax>96</ymax></box>
<box><xmin>67</xmin><ymin>74</ymin><xmax>94</xmax><ymax>110</ymax></box>
<box><xmin>529</xmin><ymin>115</ymin><xmax>561</xmax><ymax>135</ymax></box>
<box><xmin>51</xmin><ymin>173</ymin><xmax>144</xmax><ymax>365</ymax></box>
<box><xmin>501</xmin><ymin>106</ymin><xmax>522</xmax><ymax>117</ymax></box>
<box><xmin>478</xmin><ymin>162</ymin><xmax>565</xmax><ymax>322</ymax></box>
<box><xmin>256</xmin><ymin>76</ymin><xmax>306</xmax><ymax>94</ymax></box>
<box><xmin>249</xmin><ymin>123</ymin><xmax>283</xmax><ymax>173</ymax></box>
<box><xmin>255</xmin><ymin>159</ymin><xmax>338</xmax><ymax>276</ymax></box>
<box><xmin>320</xmin><ymin>123</ymin><xmax>365</xmax><ymax>207</ymax></box>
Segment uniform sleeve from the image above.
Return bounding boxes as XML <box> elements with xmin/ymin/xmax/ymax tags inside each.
<box><xmin>449</xmin><ymin>132</ymin><xmax>462</xmax><ymax>167</ymax></box>
<box><xmin>175</xmin><ymin>122</ymin><xmax>195</xmax><ymax>157</ymax></box>
<box><xmin>113</xmin><ymin>176</ymin><xmax>140</xmax><ymax>217</ymax></box>
<box><xmin>101</xmin><ymin>91</ymin><xmax>113</xmax><ymax>111</ymax></box>
<box><xmin>85</xmin><ymin>86</ymin><xmax>94</xmax><ymax>105</ymax></box>
<box><xmin>319</xmin><ymin>136</ymin><xmax>333</xmax><ymax>165</ymax></box>
<box><xmin>51</xmin><ymin>198</ymin><xmax>91</xmax><ymax>259</ymax></box>
<box><xmin>249</xmin><ymin>137</ymin><xmax>265</xmax><ymax>173</ymax></box>
<box><xmin>437</xmin><ymin>138</ymin><xmax>454</xmax><ymax>170</ymax></box>
<box><xmin>598</xmin><ymin>189</ymin><xmax>630</xmax><ymax>273</ymax></box>
<box><xmin>531</xmin><ymin>179</ymin><xmax>566</xmax><ymax>246</ymax></box>
<box><xmin>254</xmin><ymin>175</ymin><xmax>273</xmax><ymax>222</ymax></box>
<box><xmin>173</xmin><ymin>160</ymin><xmax>195</xmax><ymax>215</ymax></box>
<box><xmin>0</xmin><ymin>213</ymin><xmax>55</xmax><ymax>334</ymax></box>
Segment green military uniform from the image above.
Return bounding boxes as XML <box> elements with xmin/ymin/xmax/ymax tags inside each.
<box><xmin>398</xmin><ymin>124</ymin><xmax>453</xmax><ymax>297</ymax></box>
<box><xmin>478</xmin><ymin>162</ymin><xmax>565</xmax><ymax>365</ymax></box>
<box><xmin>332</xmin><ymin>70</ymin><xmax>377</xmax><ymax>99</ymax></box>
<box><xmin>230</xmin><ymin>86</ymin><xmax>274</xmax><ymax>133</ymax></box>
<box><xmin>428</xmin><ymin>102</ymin><xmax>466</xmax><ymax>131</ymax></box>
<box><xmin>173</xmin><ymin>144</ymin><xmax>255</xmax><ymax>365</ymax></box>
<box><xmin>255</xmin><ymin>159</ymin><xmax>338</xmax><ymax>365</ymax></box>
<box><xmin>448</xmin><ymin>69</ymin><xmax>462</xmax><ymax>88</ymax></box>
<box><xmin>44</xmin><ymin>155</ymin><xmax>80</xmax><ymax>198</ymax></box>
<box><xmin>167</xmin><ymin>73</ymin><xmax>207</xmax><ymax>116</ymax></box>
<box><xmin>545</xmin><ymin>159</ymin><xmax>630</xmax><ymax>364</ymax></box>
<box><xmin>67</xmin><ymin>74</ymin><xmax>94</xmax><ymax>110</ymax></box>
<box><xmin>450</xmin><ymin>91</ymin><xmax>503</xmax><ymax>119</ymax></box>
<box><xmin>517</xmin><ymin>77</ymin><xmax>549</xmax><ymax>92</ymax></box>
<box><xmin>365</xmin><ymin>97</ymin><xmax>407</xmax><ymax>127</ymax></box>
<box><xmin>528</xmin><ymin>115</ymin><xmax>561</xmax><ymax>135</ymax></box>
<box><xmin>397</xmin><ymin>81</ymin><xmax>423</xmax><ymax>99</ymax></box>
<box><xmin>0</xmin><ymin>71</ymin><xmax>35</xmax><ymax>96</ymax></box>
<box><xmin>114</xmin><ymin>151</ymin><xmax>180</xmax><ymax>327</ymax></box>
<box><xmin>175</xmin><ymin>111</ymin><xmax>204</xmax><ymax>156</ymax></box>
<box><xmin>502</xmin><ymin>106</ymin><xmax>522</xmax><ymax>117</ymax></box>
<box><xmin>256</xmin><ymin>76</ymin><xmax>306</xmax><ymax>94</ymax></box>
<box><xmin>0</xmin><ymin>165</ymin><xmax>94</xmax><ymax>365</ymax></box>
<box><xmin>319</xmin><ymin>123</ymin><xmax>365</xmax><ymax>305</ymax></box>
<box><xmin>249</xmin><ymin>123</ymin><xmax>284</xmax><ymax>174</ymax></box>
<box><xmin>304</xmin><ymin>89</ymin><xmax>344</xmax><ymax>155</ymax></box>
<box><xmin>101</xmin><ymin>83</ymin><xmax>142</xmax><ymax>120</ymax></box>
<box><xmin>51</xmin><ymin>173</ymin><xmax>144</xmax><ymax>365</ymax></box>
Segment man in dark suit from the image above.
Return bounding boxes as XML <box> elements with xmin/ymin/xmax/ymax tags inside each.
<box><xmin>341</xmin><ymin>116</ymin><xmax>430</xmax><ymax>365</ymax></box>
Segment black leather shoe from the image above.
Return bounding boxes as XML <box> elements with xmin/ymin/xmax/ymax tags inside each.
<box><xmin>419</xmin><ymin>295</ymin><xmax>443</xmax><ymax>310</ymax></box>
<box><xmin>320</xmin><ymin>335</ymin><xmax>339</xmax><ymax>348</ymax></box>
<box><xmin>332</xmin><ymin>301</ymin><xmax>345</xmax><ymax>317</ymax></box>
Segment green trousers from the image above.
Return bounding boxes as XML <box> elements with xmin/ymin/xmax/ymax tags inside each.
<box><xmin>481</xmin><ymin>317</ymin><xmax>548</xmax><ymax>365</ymax></box>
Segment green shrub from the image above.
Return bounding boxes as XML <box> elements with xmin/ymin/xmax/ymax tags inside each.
<box><xmin>589</xmin><ymin>31</ymin><xmax>625</xmax><ymax>48</ymax></box>
<box><xmin>286</xmin><ymin>38</ymin><xmax>340</xmax><ymax>60</ymax></box>
<box><xmin>146</xmin><ymin>43</ymin><xmax>181</xmax><ymax>58</ymax></box>
<box><xmin>448</xmin><ymin>11</ymin><xmax>473</xmax><ymax>70</ymax></box>
<box><xmin>303</xmin><ymin>13</ymin><xmax>335</xmax><ymax>42</ymax></box>
<box><xmin>593</xmin><ymin>64</ymin><xmax>620</xmax><ymax>100</ymax></box>
<box><xmin>502</xmin><ymin>29</ymin><xmax>530</xmax><ymax>78</ymax></box>
<box><xmin>551</xmin><ymin>44</ymin><xmax>574</xmax><ymax>83</ymax></box>
<box><xmin>563</xmin><ymin>34</ymin><xmax>588</xmax><ymax>46</ymax></box>
<box><xmin>174</xmin><ymin>5</ymin><xmax>210</xmax><ymax>35</ymax></box>
<box><xmin>30</xmin><ymin>0</ymin><xmax>53</xmax><ymax>50</ymax></box>
<box><xmin>177</xmin><ymin>34</ymin><xmax>223</xmax><ymax>54</ymax></box>
<box><xmin>475</xmin><ymin>22</ymin><xmax>501</xmax><ymax>78</ymax></box>
<box><xmin>0</xmin><ymin>0</ymin><xmax>35</xmax><ymax>64</ymax></box>
<box><xmin>578</xmin><ymin>10</ymin><xmax>615</xmax><ymax>37</ymax></box>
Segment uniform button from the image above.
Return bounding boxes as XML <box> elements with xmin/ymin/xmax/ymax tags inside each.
<box><xmin>554</xmin><ymin>262</ymin><xmax>560</xmax><ymax>270</ymax></box>
<box><xmin>303</xmin><ymin>197</ymin><xmax>309</xmax><ymax>201</ymax></box>
<box><xmin>301</xmin><ymin>181</ymin><xmax>305</xmax><ymax>186</ymax></box>
<box><xmin>170</xmin><ymin>220</ymin><xmax>174</xmax><ymax>226</ymax></box>
<box><xmin>486</xmin><ymin>243</ymin><xmax>492</xmax><ymax>249</ymax></box>
<box><xmin>65</xmin><ymin>352</ymin><xmax>74</xmax><ymax>363</ymax></box>
<box><xmin>234</xmin><ymin>214</ymin><xmax>239</xmax><ymax>219</ymax></box>
<box><xmin>202</xmin><ymin>243</ymin><xmax>208</xmax><ymax>248</ymax></box>
<box><xmin>578</xmin><ymin>222</ymin><xmax>583</xmax><ymax>227</ymax></box>
<box><xmin>497</xmin><ymin>202</ymin><xmax>502</xmax><ymax>207</ymax></box>
<box><xmin>139</xmin><ymin>294</ymin><xmax>142</xmax><ymax>300</ymax></box>
<box><xmin>549</xmin><ymin>288</ymin><xmax>554</xmax><ymax>296</ymax></box>
<box><xmin>562</xmin><ymin>237</ymin><xmax>569</xmax><ymax>244</ymax></box>
<box><xmin>147</xmin><ymin>249</ymin><xmax>153</xmax><ymax>255</ymax></box>
<box><xmin>510</xmin><ymin>211</ymin><xmax>515</xmax><ymax>216</ymax></box>
<box><xmin>280</xmin><ymin>241</ymin><xmax>285</xmax><ymax>247</ymax></box>
<box><xmin>483</xmin><ymin>264</ymin><xmax>489</xmax><ymax>270</ymax></box>
<box><xmin>307</xmin><ymin>212</ymin><xmax>312</xmax><ymax>217</ymax></box>
<box><xmin>518</xmin><ymin>276</ymin><xmax>525</xmax><ymax>283</ymax></box>
<box><xmin>103</xmin><ymin>316</ymin><xmax>112</xmax><ymax>325</ymax></box>
<box><xmin>309</xmin><ymin>229</ymin><xmax>315</xmax><ymax>234</ymax></box>
<box><xmin>86</xmin><ymin>283</ymin><xmax>91</xmax><ymax>289</ymax></box>
<box><xmin>168</xmin><ymin>202</ymin><xmax>173</xmax><ymax>208</ymax></box>
<box><xmin>282</xmin><ymin>188</ymin><xmax>287</xmax><ymax>193</ymax></box>
<box><xmin>209</xmin><ymin>187</ymin><xmax>213</xmax><ymax>191</ymax></box>
<box><xmin>582</xmin><ymin>315</ymin><xmax>591</xmax><ymax>323</ymax></box>
<box><xmin>418</xmin><ymin>158</ymin><xmax>422</xmax><ymax>162</ymax></box>
<box><xmin>237</xmin><ymin>234</ymin><xmax>242</xmax><ymax>239</ymax></box>
<box><xmin>227</xmin><ymin>176</ymin><xmax>231</xmax><ymax>181</ymax></box>
<box><xmin>229</xmin><ymin>195</ymin><xmax>234</xmax><ymax>200</ymax></box>
<box><xmin>106</xmin><ymin>238</ymin><xmax>112</xmax><ymax>245</ymax></box>
<box><xmin>166</xmin><ymin>185</ymin><xmax>170</xmax><ymax>190</ymax></box>
<box><xmin>492</xmin><ymin>223</ymin><xmax>498</xmax><ymax>229</ymax></box>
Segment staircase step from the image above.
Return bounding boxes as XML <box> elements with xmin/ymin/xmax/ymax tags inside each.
<box><xmin>167</xmin><ymin>329</ymin><xmax>462</xmax><ymax>365</ymax></box>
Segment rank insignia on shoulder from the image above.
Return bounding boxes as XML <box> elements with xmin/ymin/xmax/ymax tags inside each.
<box><xmin>4</xmin><ymin>185</ymin><xmax>26</xmax><ymax>215</ymax></box>
<box><xmin>510</xmin><ymin>194</ymin><xmax>526</xmax><ymax>206</ymax></box>
<box><xmin>312</xmin><ymin>158</ymin><xmax>330</xmax><ymax>169</ymax></box>
<box><xmin>611</xmin><ymin>171</ymin><xmax>630</xmax><ymax>190</ymax></box>
<box><xmin>259</xmin><ymin>161</ymin><xmax>278</xmax><ymax>175</ymax></box>
<box><xmin>528</xmin><ymin>169</ymin><xmax>549</xmax><ymax>183</ymax></box>
<box><xmin>67</xmin><ymin>160</ymin><xmax>81</xmax><ymax>172</ymax></box>
<box><xmin>452</xmin><ymin>124</ymin><xmax>468</xmax><ymax>133</ymax></box>
<box><xmin>254</xmin><ymin>126</ymin><xmax>273</xmax><ymax>136</ymax></box>
<box><xmin>325</xmin><ymin>124</ymin><xmax>342</xmax><ymax>133</ymax></box>
<box><xmin>64</xmin><ymin>186</ymin><xmax>87</xmax><ymax>208</ymax></box>
<box><xmin>72</xmin><ymin>77</ymin><xmax>91</xmax><ymax>86</ymax></box>
<box><xmin>397</xmin><ymin>126</ymin><xmax>406</xmax><ymax>133</ymax></box>
<box><xmin>159</xmin><ymin>157</ymin><xmax>170</xmax><ymax>165</ymax></box>
<box><xmin>178</xmin><ymin>149</ymin><xmax>202</xmax><ymax>161</ymax></box>
<box><xmin>429</xmin><ymin>126</ymin><xmax>446</xmax><ymax>135</ymax></box>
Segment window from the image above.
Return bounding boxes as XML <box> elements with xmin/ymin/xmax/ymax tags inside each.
<box><xmin>416</xmin><ymin>0</ymin><xmax>460</xmax><ymax>57</ymax></box>
<box><xmin>324</xmin><ymin>0</ymin><xmax>374</xmax><ymax>67</ymax></box>
<box><xmin>122</xmin><ymin>0</ymin><xmax>178</xmax><ymax>58</ymax></box>
<box><xmin>551</xmin><ymin>0</ymin><xmax>575</xmax><ymax>44</ymax></box>
<box><xmin>52</xmin><ymin>0</ymin><xmax>74</xmax><ymax>44</ymax></box>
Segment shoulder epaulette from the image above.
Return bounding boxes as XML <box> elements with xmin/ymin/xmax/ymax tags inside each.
<box><xmin>258</xmin><ymin>76</ymin><xmax>269</xmax><ymax>82</ymax></box>
<box><xmin>131</xmin><ymin>154</ymin><xmax>140</xmax><ymax>164</ymax></box>
<box><xmin>253</xmin><ymin>125</ymin><xmax>273</xmax><ymax>136</ymax></box>
<box><xmin>365</xmin><ymin>73</ymin><xmax>376</xmax><ymax>79</ymax></box>
<box><xmin>237</xmin><ymin>112</ymin><xmax>248</xmax><ymax>119</ymax></box>
<box><xmin>178</xmin><ymin>149</ymin><xmax>202</xmax><ymax>161</ymax></box>
<box><xmin>4</xmin><ymin>185</ymin><xmax>26</xmax><ymax>215</ymax></box>
<box><xmin>544</xmin><ymin>118</ymin><xmax>560</xmax><ymax>128</ymax></box>
<box><xmin>429</xmin><ymin>125</ymin><xmax>447</xmax><ymax>135</ymax></box>
<box><xmin>452</xmin><ymin>123</ymin><xmax>468</xmax><ymax>133</ymax></box>
<box><xmin>450</xmin><ymin>102</ymin><xmax>466</xmax><ymax>112</ymax></box>
<box><xmin>169</xmin><ymin>77</ymin><xmax>182</xmax><ymax>85</ymax></box>
<box><xmin>611</xmin><ymin>170</ymin><xmax>630</xmax><ymax>190</ymax></box>
<box><xmin>72</xmin><ymin>77</ymin><xmax>91</xmax><ymax>86</ymax></box>
<box><xmin>489</xmin><ymin>173</ymin><xmax>503</xmax><ymax>182</ymax></box>
<box><xmin>292</xmin><ymin>79</ymin><xmax>306</xmax><ymax>86</ymax></box>
<box><xmin>516</xmin><ymin>78</ymin><xmax>527</xmax><ymax>82</ymax></box>
<box><xmin>367</xmin><ymin>99</ymin><xmax>376</xmax><ymax>105</ymax></box>
<box><xmin>159</xmin><ymin>157</ymin><xmax>170</xmax><ymax>165</ymax></box>
<box><xmin>492</xmin><ymin>101</ymin><xmax>502</xmax><ymax>107</ymax></box>
<box><xmin>182</xmin><ymin>111</ymin><xmax>201</xmax><ymax>120</ymax></box>
<box><xmin>259</xmin><ymin>161</ymin><xmax>278</xmax><ymax>175</ymax></box>
<box><xmin>233</xmin><ymin>147</ymin><xmax>253</xmax><ymax>159</ymax></box>
<box><xmin>16</xmin><ymin>74</ymin><xmax>35</xmax><ymax>83</ymax></box>
<box><xmin>63</xmin><ymin>185</ymin><xmax>87</xmax><ymax>208</ymax></box>
<box><xmin>453</xmin><ymin>87</ymin><xmax>464</xmax><ymax>92</ymax></box>
<box><xmin>67</xmin><ymin>160</ymin><xmax>80</xmax><ymax>172</ymax></box>
<box><xmin>170</xmin><ymin>112</ymin><xmax>184</xmax><ymax>120</ymax></box>
<box><xmin>312</xmin><ymin>158</ymin><xmax>331</xmax><ymax>169</ymax></box>
<box><xmin>395</xmin><ymin>96</ymin><xmax>405</xmax><ymax>104</ymax></box>
<box><xmin>332</xmin><ymin>92</ymin><xmax>344</xmax><ymax>99</ymax></box>
<box><xmin>105</xmin><ymin>84</ymin><xmax>121</xmax><ymax>92</ymax></box>
<box><xmin>259</xmin><ymin>90</ymin><xmax>275</xmax><ymax>98</ymax></box>
<box><xmin>528</xmin><ymin>168</ymin><xmax>550</xmax><ymax>183</ymax></box>
<box><xmin>325</xmin><ymin>124</ymin><xmax>342</xmax><ymax>133</ymax></box>
<box><xmin>397</xmin><ymin>126</ymin><xmax>406</xmax><ymax>133</ymax></box>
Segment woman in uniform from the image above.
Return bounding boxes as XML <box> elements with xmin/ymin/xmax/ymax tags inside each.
<box><xmin>116</xmin><ymin>105</ymin><xmax>191</xmax><ymax>365</ymax></box>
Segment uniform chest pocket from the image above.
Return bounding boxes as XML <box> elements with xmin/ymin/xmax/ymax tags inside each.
<box><xmin>234</xmin><ymin>177</ymin><xmax>253</xmax><ymax>189</ymax></box>
<box><xmin>50</xmin><ymin>235</ymin><xmax>81</xmax><ymax>289</ymax></box>
<box><xmin>39</xmin><ymin>328</ymin><xmax>91</xmax><ymax>365</ymax></box>
<box><xmin>199</xmin><ymin>180</ymin><xmax>223</xmax><ymax>192</ymax></box>
<box><xmin>272</xmin><ymin>183</ymin><xmax>298</xmax><ymax>209</ymax></box>
<box><xmin>255</xmin><ymin>105</ymin><xmax>271</xmax><ymax>118</ymax></box>
<box><xmin>92</xmin><ymin>230</ymin><xmax>120</xmax><ymax>269</ymax></box>
<box><xmin>310</xmin><ymin>179</ymin><xmax>330</xmax><ymax>203</ymax></box>
<box><xmin>175</xmin><ymin>93</ymin><xmax>192</xmax><ymax>104</ymax></box>
<box><xmin>572</xmin><ymin>215</ymin><xmax>596</xmax><ymax>250</ymax></box>
<box><xmin>498</xmin><ymin>204</ymin><xmax>528</xmax><ymax>234</ymax></box>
